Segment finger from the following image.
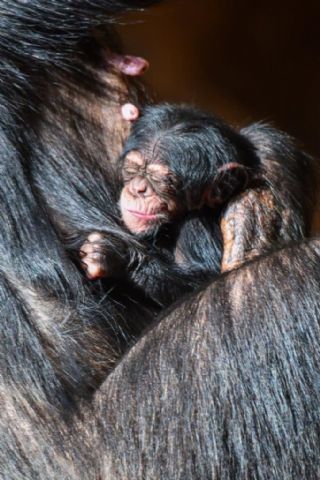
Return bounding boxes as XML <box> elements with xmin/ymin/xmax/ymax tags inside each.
<box><xmin>87</xmin><ymin>232</ymin><xmax>104</xmax><ymax>243</ymax></box>
<box><xmin>86</xmin><ymin>263</ymin><xmax>107</xmax><ymax>280</ymax></box>
<box><xmin>88</xmin><ymin>252</ymin><xmax>105</xmax><ymax>262</ymax></box>
<box><xmin>80</xmin><ymin>243</ymin><xmax>96</xmax><ymax>255</ymax></box>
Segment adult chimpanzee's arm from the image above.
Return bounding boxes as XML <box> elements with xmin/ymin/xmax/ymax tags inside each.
<box><xmin>92</xmin><ymin>237</ymin><xmax>320</xmax><ymax>479</ymax></box>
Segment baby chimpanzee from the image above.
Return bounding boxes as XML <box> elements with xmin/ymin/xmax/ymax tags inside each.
<box><xmin>80</xmin><ymin>103</ymin><xmax>259</xmax><ymax>307</ymax></box>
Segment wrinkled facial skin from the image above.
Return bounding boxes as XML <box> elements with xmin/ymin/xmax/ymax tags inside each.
<box><xmin>119</xmin><ymin>150</ymin><xmax>183</xmax><ymax>234</ymax></box>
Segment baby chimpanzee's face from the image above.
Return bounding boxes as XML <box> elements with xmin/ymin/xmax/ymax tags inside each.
<box><xmin>119</xmin><ymin>150</ymin><xmax>184</xmax><ymax>235</ymax></box>
<box><xmin>119</xmin><ymin>104</ymin><xmax>253</xmax><ymax>237</ymax></box>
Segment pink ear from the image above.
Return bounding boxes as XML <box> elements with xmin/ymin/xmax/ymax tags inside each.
<box><xmin>205</xmin><ymin>163</ymin><xmax>249</xmax><ymax>208</ymax></box>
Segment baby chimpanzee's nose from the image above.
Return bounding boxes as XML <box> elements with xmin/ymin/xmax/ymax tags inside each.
<box><xmin>130</xmin><ymin>176</ymin><xmax>153</xmax><ymax>197</ymax></box>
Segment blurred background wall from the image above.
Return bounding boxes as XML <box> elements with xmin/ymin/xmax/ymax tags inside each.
<box><xmin>120</xmin><ymin>0</ymin><xmax>320</xmax><ymax>157</ymax></box>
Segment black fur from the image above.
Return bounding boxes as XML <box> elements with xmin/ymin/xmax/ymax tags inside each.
<box><xmin>0</xmin><ymin>1</ymin><xmax>319</xmax><ymax>479</ymax></box>
<box><xmin>0</xmin><ymin>1</ymin><xmax>160</xmax><ymax>478</ymax></box>
<box><xmin>97</xmin><ymin>103</ymin><xmax>315</xmax><ymax>307</ymax></box>
<box><xmin>94</xmin><ymin>237</ymin><xmax>320</xmax><ymax>479</ymax></box>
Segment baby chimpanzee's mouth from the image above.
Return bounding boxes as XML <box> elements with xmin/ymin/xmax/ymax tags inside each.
<box><xmin>127</xmin><ymin>209</ymin><xmax>162</xmax><ymax>221</ymax></box>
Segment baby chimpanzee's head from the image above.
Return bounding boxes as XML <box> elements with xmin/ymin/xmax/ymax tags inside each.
<box><xmin>119</xmin><ymin>103</ymin><xmax>256</xmax><ymax>235</ymax></box>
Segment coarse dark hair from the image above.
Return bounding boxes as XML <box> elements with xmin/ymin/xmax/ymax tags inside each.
<box><xmin>0</xmin><ymin>1</ymin><xmax>320</xmax><ymax>479</ymax></box>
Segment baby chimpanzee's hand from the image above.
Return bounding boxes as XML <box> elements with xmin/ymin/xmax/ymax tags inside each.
<box><xmin>80</xmin><ymin>232</ymin><xmax>127</xmax><ymax>280</ymax></box>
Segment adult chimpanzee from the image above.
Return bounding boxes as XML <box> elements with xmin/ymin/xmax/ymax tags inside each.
<box><xmin>80</xmin><ymin>103</ymin><xmax>314</xmax><ymax>306</ymax></box>
<box><xmin>0</xmin><ymin>1</ymin><xmax>320</xmax><ymax>479</ymax></box>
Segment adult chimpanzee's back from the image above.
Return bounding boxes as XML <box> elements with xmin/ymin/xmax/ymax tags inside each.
<box><xmin>94</xmin><ymin>237</ymin><xmax>320</xmax><ymax>479</ymax></box>
<box><xmin>1</xmin><ymin>1</ymin><xmax>320</xmax><ymax>479</ymax></box>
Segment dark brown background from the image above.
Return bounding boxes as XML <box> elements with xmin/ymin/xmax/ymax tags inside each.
<box><xmin>120</xmin><ymin>0</ymin><xmax>320</xmax><ymax>157</ymax></box>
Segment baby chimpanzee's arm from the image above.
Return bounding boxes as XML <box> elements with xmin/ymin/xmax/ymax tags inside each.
<box><xmin>80</xmin><ymin>228</ymin><xmax>219</xmax><ymax>308</ymax></box>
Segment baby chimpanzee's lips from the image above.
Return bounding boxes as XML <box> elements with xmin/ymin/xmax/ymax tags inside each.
<box><xmin>127</xmin><ymin>209</ymin><xmax>161</xmax><ymax>220</ymax></box>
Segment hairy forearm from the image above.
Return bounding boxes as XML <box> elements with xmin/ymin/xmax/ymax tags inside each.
<box><xmin>129</xmin><ymin>248</ymin><xmax>214</xmax><ymax>307</ymax></box>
